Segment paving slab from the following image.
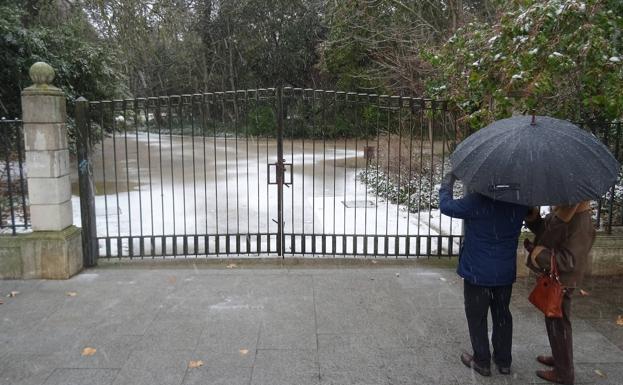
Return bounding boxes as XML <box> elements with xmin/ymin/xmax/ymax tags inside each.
<box><xmin>42</xmin><ymin>369</ymin><xmax>118</xmax><ymax>385</ymax></box>
<box><xmin>111</xmin><ymin>349</ymin><xmax>192</xmax><ymax>385</ymax></box>
<box><xmin>251</xmin><ymin>349</ymin><xmax>320</xmax><ymax>385</ymax></box>
<box><xmin>183</xmin><ymin>366</ymin><xmax>252</xmax><ymax>385</ymax></box>
<box><xmin>1</xmin><ymin>264</ymin><xmax>622</xmax><ymax>385</ymax></box>
<box><xmin>0</xmin><ymin>354</ymin><xmax>61</xmax><ymax>385</ymax></box>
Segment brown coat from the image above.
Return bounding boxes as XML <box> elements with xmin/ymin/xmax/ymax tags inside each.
<box><xmin>526</xmin><ymin>210</ymin><xmax>595</xmax><ymax>287</ymax></box>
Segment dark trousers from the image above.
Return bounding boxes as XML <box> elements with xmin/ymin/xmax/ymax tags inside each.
<box><xmin>464</xmin><ymin>280</ymin><xmax>513</xmax><ymax>368</ymax></box>
<box><xmin>545</xmin><ymin>289</ymin><xmax>574</xmax><ymax>384</ymax></box>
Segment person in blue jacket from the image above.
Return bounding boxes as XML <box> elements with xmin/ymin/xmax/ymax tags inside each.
<box><xmin>439</xmin><ymin>172</ymin><xmax>530</xmax><ymax>377</ymax></box>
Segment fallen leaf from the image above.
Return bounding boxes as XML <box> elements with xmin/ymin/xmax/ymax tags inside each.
<box><xmin>7</xmin><ymin>291</ymin><xmax>19</xmax><ymax>298</ymax></box>
<box><xmin>579</xmin><ymin>289</ymin><xmax>590</xmax><ymax>296</ymax></box>
<box><xmin>188</xmin><ymin>360</ymin><xmax>204</xmax><ymax>369</ymax></box>
<box><xmin>167</xmin><ymin>276</ymin><xmax>177</xmax><ymax>284</ymax></box>
<box><xmin>66</xmin><ymin>292</ymin><xmax>77</xmax><ymax>297</ymax></box>
<box><xmin>594</xmin><ymin>369</ymin><xmax>606</xmax><ymax>378</ymax></box>
<box><xmin>226</xmin><ymin>263</ymin><xmax>237</xmax><ymax>269</ymax></box>
<box><xmin>81</xmin><ymin>347</ymin><xmax>97</xmax><ymax>356</ymax></box>
<box><xmin>0</xmin><ymin>299</ymin><xmax>3</xmax><ymax>304</ymax></box>
<box><xmin>395</xmin><ymin>273</ymin><xmax>400</xmax><ymax>277</ymax></box>
<box><xmin>239</xmin><ymin>349</ymin><xmax>249</xmax><ymax>355</ymax></box>
<box><xmin>616</xmin><ymin>315</ymin><xmax>623</xmax><ymax>326</ymax></box>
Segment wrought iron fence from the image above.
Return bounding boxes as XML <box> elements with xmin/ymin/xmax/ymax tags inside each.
<box><xmin>81</xmin><ymin>88</ymin><xmax>464</xmax><ymax>258</ymax></box>
<box><xmin>77</xmin><ymin>86</ymin><xmax>623</xmax><ymax>260</ymax></box>
<box><xmin>0</xmin><ymin>119</ymin><xmax>29</xmax><ymax>234</ymax></box>
<box><xmin>578</xmin><ymin>121</ymin><xmax>623</xmax><ymax>232</ymax></box>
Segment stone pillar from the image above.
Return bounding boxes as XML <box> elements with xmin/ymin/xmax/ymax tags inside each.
<box><xmin>22</xmin><ymin>62</ymin><xmax>72</xmax><ymax>231</ymax></box>
<box><xmin>19</xmin><ymin>62</ymin><xmax>82</xmax><ymax>279</ymax></box>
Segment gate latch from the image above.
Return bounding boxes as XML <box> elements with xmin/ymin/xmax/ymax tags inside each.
<box><xmin>267</xmin><ymin>162</ymin><xmax>293</xmax><ymax>186</ymax></box>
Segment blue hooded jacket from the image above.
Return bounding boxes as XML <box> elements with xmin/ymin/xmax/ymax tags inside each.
<box><xmin>439</xmin><ymin>180</ymin><xmax>529</xmax><ymax>286</ymax></box>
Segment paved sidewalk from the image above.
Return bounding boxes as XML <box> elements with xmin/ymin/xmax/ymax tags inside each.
<box><xmin>1</xmin><ymin>262</ymin><xmax>622</xmax><ymax>385</ymax></box>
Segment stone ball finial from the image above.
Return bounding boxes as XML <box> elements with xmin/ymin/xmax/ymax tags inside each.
<box><xmin>29</xmin><ymin>62</ymin><xmax>55</xmax><ymax>86</ymax></box>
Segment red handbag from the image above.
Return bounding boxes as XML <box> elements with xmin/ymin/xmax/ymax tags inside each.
<box><xmin>528</xmin><ymin>252</ymin><xmax>564</xmax><ymax>318</ymax></box>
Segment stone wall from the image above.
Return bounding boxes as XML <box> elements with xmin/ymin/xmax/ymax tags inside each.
<box><xmin>0</xmin><ymin>226</ymin><xmax>82</xmax><ymax>279</ymax></box>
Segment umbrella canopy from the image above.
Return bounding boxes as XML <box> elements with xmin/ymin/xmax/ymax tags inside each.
<box><xmin>450</xmin><ymin>115</ymin><xmax>620</xmax><ymax>206</ymax></box>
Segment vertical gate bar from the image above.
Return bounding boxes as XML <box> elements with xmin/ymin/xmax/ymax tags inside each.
<box><xmin>343</xmin><ymin>96</ymin><xmax>348</xmax><ymax>254</ymax></box>
<box><xmin>221</xmin><ymin>94</ymin><xmax>230</xmax><ymax>253</ymax></box>
<box><xmin>157</xmin><ymin>98</ymin><xmax>165</xmax><ymax>253</ymax></box>
<box><xmin>607</xmin><ymin>122</ymin><xmax>620</xmax><ymax>233</ymax></box>
<box><xmin>76</xmin><ymin>97</ymin><xmax>98</xmax><ymax>266</ymax></box>
<box><xmin>396</xmin><ymin>97</ymin><xmax>403</xmax><ymax>256</ymax></box>
<box><xmin>99</xmin><ymin>103</ymin><xmax>110</xmax><ymax>258</ymax></box>
<box><xmin>385</xmin><ymin>97</ymin><xmax>391</xmax><ymax>257</ymax></box>
<box><xmin>353</xmin><ymin>93</ymin><xmax>359</xmax><ymax>255</ymax></box>
<box><xmin>417</xmin><ymin>100</ymin><xmax>425</xmax><ymax>256</ymax></box>
<box><xmin>0</xmin><ymin>130</ymin><xmax>5</xmax><ymax>229</ymax></box>
<box><xmin>290</xmin><ymin>90</ymin><xmax>295</xmax><ymax>254</ymax></box>
<box><xmin>312</xmin><ymin>90</ymin><xmax>317</xmax><ymax>256</ymax></box>
<box><xmin>244</xmin><ymin>91</ymin><xmax>250</xmax><ymax>253</ymax></box>
<box><xmin>438</xmin><ymin>102</ymin><xmax>448</xmax><ymax>256</ymax></box>
<box><xmin>427</xmin><ymin>102</ymin><xmax>434</xmax><ymax>257</ymax></box>
<box><xmin>301</xmin><ymin>90</ymin><xmax>306</xmax><ymax>255</ymax></box>
<box><xmin>439</xmin><ymin>101</ymin><xmax>452</xmax><ymax>252</ymax></box>
<box><xmin>618</xmin><ymin>123</ymin><xmax>623</xmax><ymax>227</ymax></box>
<box><xmin>276</xmin><ymin>87</ymin><xmax>285</xmax><ymax>258</ymax></box>
<box><xmin>363</xmin><ymin>94</ymin><xmax>370</xmax><ymax>256</ymax></box>
<box><xmin>266</xmin><ymin>92</ymin><xmax>270</xmax><ymax>254</ymax></box>
<box><xmin>133</xmin><ymin>99</ymin><xmax>144</xmax><ymax>258</ymax></box>
<box><xmin>333</xmin><ymin>92</ymin><xmax>338</xmax><ymax>257</ymax></box>
<box><xmin>15</xmin><ymin>121</ymin><xmax>28</xmax><ymax>229</ymax></box>
<box><xmin>406</xmin><ymin>99</ymin><xmax>415</xmax><ymax>257</ymax></box>
<box><xmin>0</xmin><ymin>130</ymin><xmax>4</xmax><ymax>229</ymax></box>
<box><xmin>233</xmin><ymin>92</ymin><xmax>240</xmax><ymax>253</ymax></box>
<box><xmin>145</xmin><ymin>99</ymin><xmax>155</xmax><ymax>257</ymax></box>
<box><xmin>448</xmin><ymin>108</ymin><xmax>456</xmax><ymax>253</ymax></box>
<box><xmin>122</xmin><ymin>100</ymin><xmax>133</xmax><ymax>258</ymax></box>
<box><xmin>255</xmin><ymin>91</ymin><xmax>261</xmax><ymax>253</ymax></box>
<box><xmin>3</xmin><ymin>125</ymin><xmax>16</xmax><ymax>234</ymax></box>
<box><xmin>374</xmin><ymin>95</ymin><xmax>381</xmax><ymax>257</ymax></box>
<box><xmin>168</xmin><ymin>98</ymin><xmax>177</xmax><ymax>256</ymax></box>
<box><xmin>589</xmin><ymin>124</ymin><xmax>603</xmax><ymax>229</ymax></box>
<box><xmin>201</xmin><ymin>95</ymin><xmax>209</xmax><ymax>254</ymax></box>
<box><xmin>111</xmin><ymin>102</ymin><xmax>121</xmax><ymax>257</ymax></box>
<box><xmin>211</xmin><ymin>94</ymin><xmax>221</xmax><ymax>255</ymax></box>
<box><xmin>601</xmin><ymin>123</ymin><xmax>610</xmax><ymax>231</ymax></box>
<box><xmin>191</xmin><ymin>95</ymin><xmax>198</xmax><ymax>255</ymax></box>
<box><xmin>179</xmin><ymin>98</ymin><xmax>187</xmax><ymax>256</ymax></box>
<box><xmin>322</xmin><ymin>91</ymin><xmax>327</xmax><ymax>255</ymax></box>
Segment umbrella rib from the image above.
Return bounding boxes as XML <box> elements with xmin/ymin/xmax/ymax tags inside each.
<box><xmin>456</xmin><ymin>133</ymin><xmax>515</xmax><ymax>182</ymax></box>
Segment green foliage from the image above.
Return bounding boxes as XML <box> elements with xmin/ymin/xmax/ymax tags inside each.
<box><xmin>248</xmin><ymin>106</ymin><xmax>276</xmax><ymax>137</ymax></box>
<box><xmin>429</xmin><ymin>0</ymin><xmax>623</xmax><ymax>127</ymax></box>
<box><xmin>320</xmin><ymin>0</ymin><xmax>500</xmax><ymax>94</ymax></box>
<box><xmin>83</xmin><ymin>0</ymin><xmax>324</xmax><ymax>96</ymax></box>
<box><xmin>357</xmin><ymin>162</ymin><xmax>463</xmax><ymax>212</ymax></box>
<box><xmin>0</xmin><ymin>1</ymin><xmax>122</xmax><ymax>118</ymax></box>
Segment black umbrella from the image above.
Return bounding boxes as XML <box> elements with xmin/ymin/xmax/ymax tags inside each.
<box><xmin>450</xmin><ymin>115</ymin><xmax>620</xmax><ymax>206</ymax></box>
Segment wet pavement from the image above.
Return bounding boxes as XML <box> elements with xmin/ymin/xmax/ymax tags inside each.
<box><xmin>1</xmin><ymin>261</ymin><xmax>622</xmax><ymax>385</ymax></box>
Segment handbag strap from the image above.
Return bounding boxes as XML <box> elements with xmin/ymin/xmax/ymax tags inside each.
<box><xmin>549</xmin><ymin>251</ymin><xmax>560</xmax><ymax>279</ymax></box>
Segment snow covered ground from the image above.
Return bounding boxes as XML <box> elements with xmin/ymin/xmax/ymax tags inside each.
<box><xmin>71</xmin><ymin>132</ymin><xmax>463</xmax><ymax>257</ymax></box>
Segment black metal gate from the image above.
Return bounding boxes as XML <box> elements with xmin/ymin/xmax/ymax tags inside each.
<box><xmin>77</xmin><ymin>87</ymin><xmax>465</xmax><ymax>261</ymax></box>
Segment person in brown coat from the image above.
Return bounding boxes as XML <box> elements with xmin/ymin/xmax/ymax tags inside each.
<box><xmin>524</xmin><ymin>201</ymin><xmax>596</xmax><ymax>385</ymax></box>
